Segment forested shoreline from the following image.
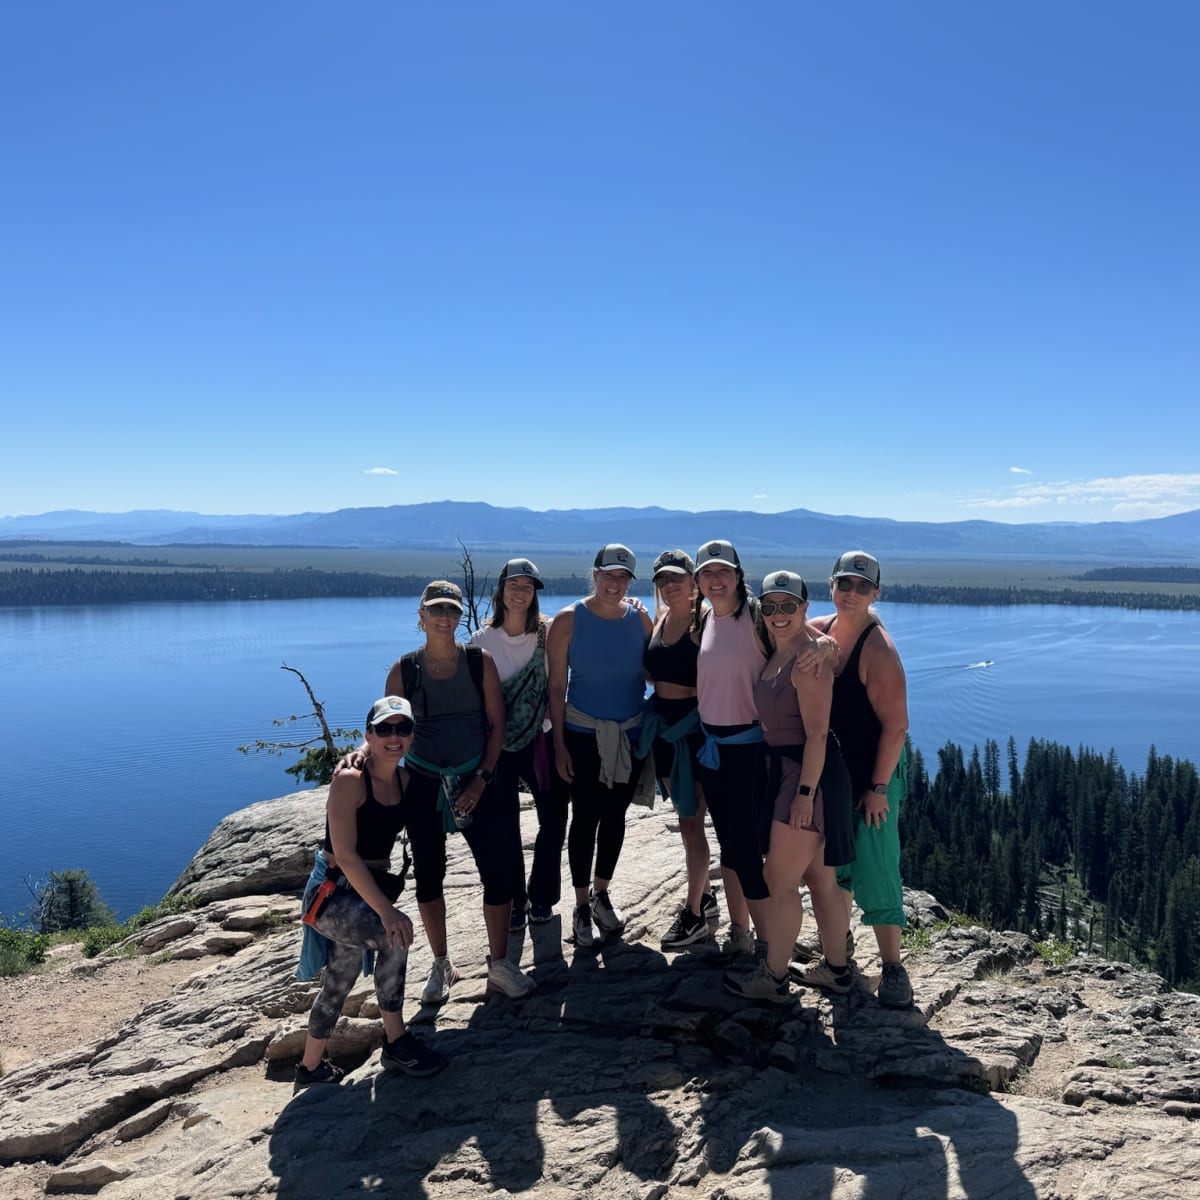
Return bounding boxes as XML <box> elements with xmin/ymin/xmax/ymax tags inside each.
<box><xmin>3</xmin><ymin>565</ymin><xmax>1200</xmax><ymax>611</ymax></box>
<box><xmin>900</xmin><ymin>738</ymin><xmax>1200</xmax><ymax>992</ymax></box>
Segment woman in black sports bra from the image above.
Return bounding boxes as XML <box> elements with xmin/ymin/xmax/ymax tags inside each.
<box><xmin>640</xmin><ymin>549</ymin><xmax>721</xmax><ymax>952</ymax></box>
<box><xmin>295</xmin><ymin>696</ymin><xmax>446</xmax><ymax>1086</ymax></box>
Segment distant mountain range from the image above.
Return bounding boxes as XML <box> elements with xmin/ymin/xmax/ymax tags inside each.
<box><xmin>3</xmin><ymin>502</ymin><xmax>1200</xmax><ymax>563</ymax></box>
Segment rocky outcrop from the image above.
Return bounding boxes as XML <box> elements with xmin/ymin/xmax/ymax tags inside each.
<box><xmin>2</xmin><ymin>790</ymin><xmax>1198</xmax><ymax>1199</ymax></box>
<box><xmin>167</xmin><ymin>788</ymin><xmax>330</xmax><ymax>904</ymax></box>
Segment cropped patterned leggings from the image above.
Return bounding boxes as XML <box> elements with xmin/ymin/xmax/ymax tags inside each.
<box><xmin>307</xmin><ymin>887</ymin><xmax>409</xmax><ymax>1040</ymax></box>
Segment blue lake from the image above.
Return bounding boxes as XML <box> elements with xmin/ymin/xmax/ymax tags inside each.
<box><xmin>2</xmin><ymin>597</ymin><xmax>1197</xmax><ymax>920</ymax></box>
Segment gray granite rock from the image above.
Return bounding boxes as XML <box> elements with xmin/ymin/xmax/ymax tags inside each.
<box><xmin>3</xmin><ymin>791</ymin><xmax>1199</xmax><ymax>1199</ymax></box>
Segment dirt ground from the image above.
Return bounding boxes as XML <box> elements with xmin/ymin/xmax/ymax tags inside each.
<box><xmin>0</xmin><ymin>943</ymin><xmax>203</xmax><ymax>1075</ymax></box>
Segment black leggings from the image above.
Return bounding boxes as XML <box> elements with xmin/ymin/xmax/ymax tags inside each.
<box><xmin>307</xmin><ymin>887</ymin><xmax>409</xmax><ymax>1039</ymax></box>
<box><xmin>697</xmin><ymin>738</ymin><xmax>770</xmax><ymax>902</ymax></box>
<box><xmin>565</xmin><ymin>727</ymin><xmax>637</xmax><ymax>889</ymax></box>
<box><xmin>497</xmin><ymin>734</ymin><xmax>570</xmax><ymax>909</ymax></box>
<box><xmin>404</xmin><ymin>766</ymin><xmax>523</xmax><ymax>906</ymax></box>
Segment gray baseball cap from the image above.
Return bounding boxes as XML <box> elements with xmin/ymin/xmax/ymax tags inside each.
<box><xmin>594</xmin><ymin>544</ymin><xmax>637</xmax><ymax>576</ymax></box>
<box><xmin>499</xmin><ymin>557</ymin><xmax>543</xmax><ymax>589</ymax></box>
<box><xmin>695</xmin><ymin>539</ymin><xmax>741</xmax><ymax>571</ymax></box>
<box><xmin>759</xmin><ymin>569</ymin><xmax>808</xmax><ymax>602</ymax></box>
<box><xmin>831</xmin><ymin>551</ymin><xmax>881</xmax><ymax>587</ymax></box>
<box><xmin>367</xmin><ymin>695</ymin><xmax>415</xmax><ymax>727</ymax></box>
<box><xmin>652</xmin><ymin>549</ymin><xmax>695</xmax><ymax>578</ymax></box>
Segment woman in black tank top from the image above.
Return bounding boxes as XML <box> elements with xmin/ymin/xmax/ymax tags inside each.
<box><xmin>809</xmin><ymin>550</ymin><xmax>913</xmax><ymax>1009</ymax></box>
<box><xmin>297</xmin><ymin>695</ymin><xmax>447</xmax><ymax>1085</ymax></box>
<box><xmin>643</xmin><ymin>549</ymin><xmax>720</xmax><ymax>951</ymax></box>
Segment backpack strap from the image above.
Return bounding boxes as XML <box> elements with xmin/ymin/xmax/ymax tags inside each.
<box><xmin>465</xmin><ymin>644</ymin><xmax>485</xmax><ymax>703</ymax></box>
<box><xmin>399</xmin><ymin>651</ymin><xmax>420</xmax><ymax>700</ymax></box>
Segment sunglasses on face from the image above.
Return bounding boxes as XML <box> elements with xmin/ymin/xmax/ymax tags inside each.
<box><xmin>759</xmin><ymin>599</ymin><xmax>801</xmax><ymax>616</ymax></box>
<box><xmin>835</xmin><ymin>577</ymin><xmax>876</xmax><ymax>595</ymax></box>
<box><xmin>371</xmin><ymin>719</ymin><xmax>414</xmax><ymax>737</ymax></box>
<box><xmin>424</xmin><ymin>604</ymin><xmax>461</xmax><ymax>618</ymax></box>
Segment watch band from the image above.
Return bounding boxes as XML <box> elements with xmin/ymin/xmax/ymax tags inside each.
<box><xmin>872</xmin><ymin>783</ymin><xmax>889</xmax><ymax>795</ymax></box>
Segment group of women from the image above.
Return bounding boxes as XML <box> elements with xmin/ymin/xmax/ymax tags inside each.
<box><xmin>295</xmin><ymin>540</ymin><xmax>911</xmax><ymax>1086</ymax></box>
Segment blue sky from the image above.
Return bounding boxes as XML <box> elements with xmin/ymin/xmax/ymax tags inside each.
<box><xmin>2</xmin><ymin>2</ymin><xmax>1197</xmax><ymax>525</ymax></box>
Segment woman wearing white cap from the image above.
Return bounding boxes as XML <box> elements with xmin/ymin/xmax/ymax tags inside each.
<box><xmin>469</xmin><ymin>558</ymin><xmax>569</xmax><ymax>926</ymax></box>
<box><xmin>295</xmin><ymin>696</ymin><xmax>446</xmax><ymax>1085</ymax></box>
<box><xmin>546</xmin><ymin>544</ymin><xmax>653</xmax><ymax>948</ymax></box>
<box><xmin>721</xmin><ymin>572</ymin><xmax>853</xmax><ymax>1004</ymax></box>
<box><xmin>808</xmin><ymin>550</ymin><xmax>913</xmax><ymax>1008</ymax></box>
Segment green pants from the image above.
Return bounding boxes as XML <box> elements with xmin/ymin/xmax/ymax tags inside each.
<box><xmin>835</xmin><ymin>748</ymin><xmax>907</xmax><ymax>928</ymax></box>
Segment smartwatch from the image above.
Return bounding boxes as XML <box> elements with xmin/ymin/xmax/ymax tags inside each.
<box><xmin>797</xmin><ymin>784</ymin><xmax>813</xmax><ymax>797</ymax></box>
<box><xmin>871</xmin><ymin>783</ymin><xmax>889</xmax><ymax>796</ymax></box>
<box><xmin>476</xmin><ymin>767</ymin><xmax>495</xmax><ymax>785</ymax></box>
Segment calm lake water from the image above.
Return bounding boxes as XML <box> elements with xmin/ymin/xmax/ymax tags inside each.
<box><xmin>2</xmin><ymin>597</ymin><xmax>1197</xmax><ymax>920</ymax></box>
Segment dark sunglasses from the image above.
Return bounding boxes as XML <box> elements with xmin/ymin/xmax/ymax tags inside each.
<box><xmin>835</xmin><ymin>577</ymin><xmax>876</xmax><ymax>595</ymax></box>
<box><xmin>759</xmin><ymin>599</ymin><xmax>801</xmax><ymax>616</ymax></box>
<box><xmin>424</xmin><ymin>603</ymin><xmax>461</xmax><ymax>618</ymax></box>
<box><xmin>371</xmin><ymin>719</ymin><xmax>414</xmax><ymax>737</ymax></box>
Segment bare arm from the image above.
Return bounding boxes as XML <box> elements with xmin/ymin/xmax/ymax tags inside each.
<box><xmin>326</xmin><ymin>770</ymin><xmax>413</xmax><ymax>947</ymax></box>
<box><xmin>546</xmin><ymin>606</ymin><xmax>575</xmax><ymax>782</ymax></box>
<box><xmin>791</xmin><ymin>668</ymin><xmax>832</xmax><ymax>831</ymax></box>
<box><xmin>861</xmin><ymin>629</ymin><xmax>909</xmax><ymax>828</ymax></box>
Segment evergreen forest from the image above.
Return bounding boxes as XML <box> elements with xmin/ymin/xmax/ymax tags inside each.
<box><xmin>900</xmin><ymin>737</ymin><xmax>1200</xmax><ymax>993</ymax></box>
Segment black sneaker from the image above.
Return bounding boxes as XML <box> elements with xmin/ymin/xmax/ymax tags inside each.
<box><xmin>661</xmin><ymin>906</ymin><xmax>710</xmax><ymax>951</ymax></box>
<box><xmin>700</xmin><ymin>890</ymin><xmax>720</xmax><ymax>931</ymax></box>
<box><xmin>528</xmin><ymin>903</ymin><xmax>555</xmax><ymax>924</ymax></box>
<box><xmin>294</xmin><ymin>1058</ymin><xmax>345</xmax><ymax>1088</ymax></box>
<box><xmin>380</xmin><ymin>1032</ymin><xmax>448</xmax><ymax>1077</ymax></box>
<box><xmin>589</xmin><ymin>887</ymin><xmax>626</xmax><ymax>934</ymax></box>
<box><xmin>510</xmin><ymin>901</ymin><xmax>528</xmax><ymax>933</ymax></box>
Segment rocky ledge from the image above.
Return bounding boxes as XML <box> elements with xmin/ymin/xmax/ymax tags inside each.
<box><xmin>1</xmin><ymin>788</ymin><xmax>1198</xmax><ymax>1199</ymax></box>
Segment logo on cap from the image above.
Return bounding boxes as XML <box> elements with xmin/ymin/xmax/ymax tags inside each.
<box><xmin>774</xmin><ymin>573</ymin><xmax>788</xmax><ymax>586</ymax></box>
<box><xmin>708</xmin><ymin>542</ymin><xmax>721</xmax><ymax>555</ymax></box>
<box><xmin>853</xmin><ymin>557</ymin><xmax>868</xmax><ymax>573</ymax></box>
<box><xmin>616</xmin><ymin>550</ymin><xmax>628</xmax><ymax>562</ymax></box>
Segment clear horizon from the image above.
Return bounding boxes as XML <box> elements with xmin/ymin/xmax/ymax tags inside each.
<box><xmin>3</xmin><ymin>4</ymin><xmax>1198</xmax><ymax>524</ymax></box>
<box><xmin>3</xmin><ymin>496</ymin><xmax>1197</xmax><ymax>529</ymax></box>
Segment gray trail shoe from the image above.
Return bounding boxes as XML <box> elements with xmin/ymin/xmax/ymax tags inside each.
<box><xmin>789</xmin><ymin>956</ymin><xmax>854</xmax><ymax>994</ymax></box>
<box><xmin>878</xmin><ymin>961</ymin><xmax>914</xmax><ymax>1008</ymax></box>
<box><xmin>721</xmin><ymin>959</ymin><xmax>791</xmax><ymax>1005</ymax></box>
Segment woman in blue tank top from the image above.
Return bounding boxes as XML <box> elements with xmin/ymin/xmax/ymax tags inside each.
<box><xmin>546</xmin><ymin>544</ymin><xmax>653</xmax><ymax>949</ymax></box>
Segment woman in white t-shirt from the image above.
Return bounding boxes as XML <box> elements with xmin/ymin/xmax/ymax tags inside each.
<box><xmin>469</xmin><ymin>558</ymin><xmax>569</xmax><ymax>927</ymax></box>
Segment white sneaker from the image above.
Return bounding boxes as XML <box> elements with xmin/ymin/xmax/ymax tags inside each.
<box><xmin>486</xmin><ymin>955</ymin><xmax>537</xmax><ymax>998</ymax></box>
<box><xmin>572</xmin><ymin>903</ymin><xmax>595</xmax><ymax>948</ymax></box>
<box><xmin>420</xmin><ymin>955</ymin><xmax>461</xmax><ymax>1005</ymax></box>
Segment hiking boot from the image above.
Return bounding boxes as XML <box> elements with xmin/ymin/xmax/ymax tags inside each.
<box><xmin>721</xmin><ymin>959</ymin><xmax>791</xmax><ymax>1005</ymax></box>
<box><xmin>420</xmin><ymin>955</ymin><xmax>461</xmax><ymax>1006</ymax></box>
<box><xmin>572</xmin><ymin>903</ymin><xmax>595</xmax><ymax>948</ymax></box>
<box><xmin>789</xmin><ymin>956</ymin><xmax>854</xmax><ymax>995</ymax></box>
<box><xmin>380</xmin><ymin>1032</ymin><xmax>448</xmax><ymax>1077</ymax></box>
<box><xmin>294</xmin><ymin>1058</ymin><xmax>345</xmax><ymax>1088</ymax></box>
<box><xmin>509</xmin><ymin>901</ymin><xmax>528</xmax><ymax>933</ymax></box>
<box><xmin>701</xmin><ymin>890</ymin><xmax>720</xmax><ymax>931</ymax></box>
<box><xmin>589</xmin><ymin>887</ymin><xmax>626</xmax><ymax>934</ymax></box>
<box><xmin>661</xmin><ymin>906</ymin><xmax>709</xmax><ymax>951</ymax></box>
<box><xmin>710</xmin><ymin>923</ymin><xmax>755</xmax><ymax>964</ymax></box>
<box><xmin>528</xmin><ymin>903</ymin><xmax>555</xmax><ymax>924</ymax></box>
<box><xmin>486</xmin><ymin>955</ymin><xmax>537</xmax><ymax>998</ymax></box>
<box><xmin>878</xmin><ymin>962</ymin><xmax>914</xmax><ymax>1008</ymax></box>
